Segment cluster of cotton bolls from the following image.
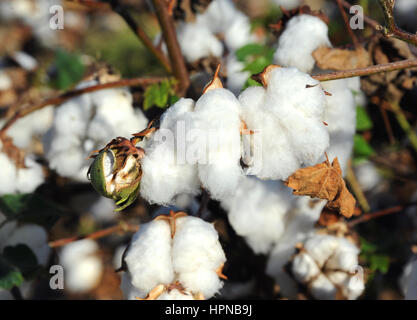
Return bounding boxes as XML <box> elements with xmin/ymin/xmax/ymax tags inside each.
<box><xmin>168</xmin><ymin>0</ymin><xmax>253</xmax><ymax>94</ymax></box>
<box><xmin>139</xmin><ymin>65</ymin><xmax>329</xmax><ymax>205</ymax></box>
<box><xmin>121</xmin><ymin>213</ymin><xmax>226</xmax><ymax>300</ymax></box>
<box><xmin>291</xmin><ymin>233</ymin><xmax>365</xmax><ymax>300</ymax></box>
<box><xmin>43</xmin><ymin>81</ymin><xmax>148</xmax><ymax>182</ymax></box>
<box><xmin>0</xmin><ymin>212</ymin><xmax>51</xmax><ymax>299</ymax></box>
<box><xmin>274</xmin><ymin>14</ymin><xmax>365</xmax><ymax>175</ymax></box>
<box><xmin>59</xmin><ymin>239</ymin><xmax>103</xmax><ymax>293</ymax></box>
<box><xmin>0</xmin><ymin>0</ymin><xmax>62</xmax><ymax>47</ymax></box>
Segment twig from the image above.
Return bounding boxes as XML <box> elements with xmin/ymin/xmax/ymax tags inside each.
<box><xmin>0</xmin><ymin>77</ymin><xmax>166</xmax><ymax>135</ymax></box>
<box><xmin>378</xmin><ymin>0</ymin><xmax>417</xmax><ymax>47</ymax></box>
<box><xmin>379</xmin><ymin>105</ymin><xmax>396</xmax><ymax>145</ymax></box>
<box><xmin>336</xmin><ymin>0</ymin><xmax>360</xmax><ymax>48</ymax></box>
<box><xmin>346</xmin><ymin>160</ymin><xmax>371</xmax><ymax>213</ymax></box>
<box><xmin>48</xmin><ymin>222</ymin><xmax>139</xmax><ymax>248</ymax></box>
<box><xmin>109</xmin><ymin>0</ymin><xmax>172</xmax><ymax>73</ymax></box>
<box><xmin>312</xmin><ymin>58</ymin><xmax>417</xmax><ymax>81</ymax></box>
<box><xmin>152</xmin><ymin>0</ymin><xmax>190</xmax><ymax>96</ymax></box>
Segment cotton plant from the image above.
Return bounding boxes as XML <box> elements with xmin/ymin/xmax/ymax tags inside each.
<box><xmin>290</xmin><ymin>233</ymin><xmax>365</xmax><ymax>300</ymax></box>
<box><xmin>44</xmin><ymin>79</ymin><xmax>148</xmax><ymax>182</ymax></box>
<box><xmin>59</xmin><ymin>239</ymin><xmax>103</xmax><ymax>293</ymax></box>
<box><xmin>121</xmin><ymin>211</ymin><xmax>226</xmax><ymax>300</ymax></box>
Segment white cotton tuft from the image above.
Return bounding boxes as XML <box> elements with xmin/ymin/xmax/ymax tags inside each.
<box><xmin>226</xmin><ymin>54</ymin><xmax>250</xmax><ymax>95</ymax></box>
<box><xmin>140</xmin><ymin>98</ymin><xmax>200</xmax><ymax>205</ymax></box>
<box><xmin>400</xmin><ymin>259</ymin><xmax>417</xmax><ymax>299</ymax></box>
<box><xmin>303</xmin><ymin>234</ymin><xmax>339</xmax><ymax>268</ymax></box>
<box><xmin>310</xmin><ymin>273</ymin><xmax>337</xmax><ymax>300</ymax></box>
<box><xmin>327</xmin><ymin>271</ymin><xmax>364</xmax><ymax>300</ymax></box>
<box><xmin>157</xmin><ymin>289</ymin><xmax>195</xmax><ymax>300</ymax></box>
<box><xmin>121</xmin><ymin>271</ymin><xmax>147</xmax><ymax>300</ymax></box>
<box><xmin>0</xmin><ymin>152</ymin><xmax>17</xmax><ymax>195</ymax></box>
<box><xmin>274</xmin><ymin>15</ymin><xmax>331</xmax><ymax>73</ymax></box>
<box><xmin>3</xmin><ymin>224</ymin><xmax>50</xmax><ymax>266</ymax></box>
<box><xmin>355</xmin><ymin>161</ymin><xmax>381</xmax><ymax>192</ymax></box>
<box><xmin>59</xmin><ymin>239</ymin><xmax>103</xmax><ymax>293</ymax></box>
<box><xmin>15</xmin><ymin>157</ymin><xmax>44</xmax><ymax>194</ymax></box>
<box><xmin>272</xmin><ymin>0</ymin><xmax>301</xmax><ymax>10</ymax></box>
<box><xmin>124</xmin><ymin>220</ymin><xmax>174</xmax><ymax>297</ymax></box>
<box><xmin>193</xmin><ymin>89</ymin><xmax>243</xmax><ymax>201</ymax></box>
<box><xmin>292</xmin><ymin>252</ymin><xmax>321</xmax><ymax>283</ymax></box>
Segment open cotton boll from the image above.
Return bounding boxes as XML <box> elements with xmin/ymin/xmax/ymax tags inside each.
<box><xmin>221</xmin><ymin>177</ymin><xmax>294</xmax><ymax>254</ymax></box>
<box><xmin>310</xmin><ymin>273</ymin><xmax>337</xmax><ymax>300</ymax></box>
<box><xmin>239</xmin><ymin>86</ymin><xmax>299</xmax><ymax>179</ymax></box>
<box><xmin>15</xmin><ymin>157</ymin><xmax>44</xmax><ymax>194</ymax></box>
<box><xmin>197</xmin><ymin>0</ymin><xmax>242</xmax><ymax>35</ymax></box>
<box><xmin>140</xmin><ymin>98</ymin><xmax>200</xmax><ymax>205</ymax></box>
<box><xmin>355</xmin><ymin>161</ymin><xmax>381</xmax><ymax>192</ymax></box>
<box><xmin>326</xmin><ymin>238</ymin><xmax>359</xmax><ymax>272</ymax></box>
<box><xmin>303</xmin><ymin>234</ymin><xmax>339</xmax><ymax>268</ymax></box>
<box><xmin>59</xmin><ymin>239</ymin><xmax>103</xmax><ymax>293</ymax></box>
<box><xmin>173</xmin><ymin>216</ymin><xmax>226</xmax><ymax>298</ymax></box>
<box><xmin>121</xmin><ymin>271</ymin><xmax>147</xmax><ymax>300</ymax></box>
<box><xmin>223</xmin><ymin>13</ymin><xmax>253</xmax><ymax>52</ymax></box>
<box><xmin>274</xmin><ymin>15</ymin><xmax>331</xmax><ymax>73</ymax></box>
<box><xmin>124</xmin><ymin>220</ymin><xmax>174</xmax><ymax>297</ymax></box>
<box><xmin>226</xmin><ymin>55</ymin><xmax>250</xmax><ymax>95</ymax></box>
<box><xmin>176</xmin><ymin>22</ymin><xmax>223</xmax><ymax>63</ymax></box>
<box><xmin>327</xmin><ymin>271</ymin><xmax>364</xmax><ymax>300</ymax></box>
<box><xmin>193</xmin><ymin>89</ymin><xmax>243</xmax><ymax>200</ymax></box>
<box><xmin>4</xmin><ymin>224</ymin><xmax>50</xmax><ymax>266</ymax></box>
<box><xmin>0</xmin><ymin>152</ymin><xmax>17</xmax><ymax>195</ymax></box>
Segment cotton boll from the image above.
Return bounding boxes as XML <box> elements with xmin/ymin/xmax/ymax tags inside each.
<box><xmin>197</xmin><ymin>0</ymin><xmax>242</xmax><ymax>35</ymax></box>
<box><xmin>272</xmin><ymin>0</ymin><xmax>301</xmax><ymax>10</ymax></box>
<box><xmin>326</xmin><ymin>238</ymin><xmax>359</xmax><ymax>272</ymax></box>
<box><xmin>274</xmin><ymin>15</ymin><xmax>331</xmax><ymax>73</ymax></box>
<box><xmin>121</xmin><ymin>271</ymin><xmax>147</xmax><ymax>300</ymax></box>
<box><xmin>0</xmin><ymin>152</ymin><xmax>17</xmax><ymax>195</ymax></box>
<box><xmin>140</xmin><ymin>98</ymin><xmax>200</xmax><ymax>205</ymax></box>
<box><xmin>292</xmin><ymin>252</ymin><xmax>321</xmax><ymax>283</ymax></box>
<box><xmin>304</xmin><ymin>234</ymin><xmax>339</xmax><ymax>268</ymax></box>
<box><xmin>221</xmin><ymin>177</ymin><xmax>294</xmax><ymax>254</ymax></box>
<box><xmin>355</xmin><ymin>161</ymin><xmax>381</xmax><ymax>192</ymax></box>
<box><xmin>193</xmin><ymin>89</ymin><xmax>243</xmax><ymax>200</ymax></box>
<box><xmin>223</xmin><ymin>14</ymin><xmax>253</xmax><ymax>52</ymax></box>
<box><xmin>15</xmin><ymin>157</ymin><xmax>44</xmax><ymax>194</ymax></box>
<box><xmin>225</xmin><ymin>54</ymin><xmax>250</xmax><ymax>95</ymax></box>
<box><xmin>178</xmin><ymin>268</ymin><xmax>224</xmax><ymax>298</ymax></box>
<box><xmin>53</xmin><ymin>96</ymin><xmax>92</xmax><ymax>137</ymax></box>
<box><xmin>5</xmin><ymin>224</ymin><xmax>50</xmax><ymax>266</ymax></box>
<box><xmin>157</xmin><ymin>289</ymin><xmax>195</xmax><ymax>300</ymax></box>
<box><xmin>48</xmin><ymin>146</ymin><xmax>85</xmax><ymax>178</ymax></box>
<box><xmin>124</xmin><ymin>220</ymin><xmax>174</xmax><ymax>297</ymax></box>
<box><xmin>327</xmin><ymin>271</ymin><xmax>364</xmax><ymax>300</ymax></box>
<box><xmin>310</xmin><ymin>273</ymin><xmax>337</xmax><ymax>300</ymax></box>
<box><xmin>176</xmin><ymin>22</ymin><xmax>223</xmax><ymax>63</ymax></box>
<box><xmin>59</xmin><ymin>239</ymin><xmax>103</xmax><ymax>293</ymax></box>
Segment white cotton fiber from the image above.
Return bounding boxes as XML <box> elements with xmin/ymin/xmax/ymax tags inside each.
<box><xmin>326</xmin><ymin>238</ymin><xmax>360</xmax><ymax>272</ymax></box>
<box><xmin>310</xmin><ymin>273</ymin><xmax>337</xmax><ymax>300</ymax></box>
<box><xmin>355</xmin><ymin>161</ymin><xmax>381</xmax><ymax>192</ymax></box>
<box><xmin>59</xmin><ymin>239</ymin><xmax>103</xmax><ymax>293</ymax></box>
<box><xmin>292</xmin><ymin>252</ymin><xmax>321</xmax><ymax>283</ymax></box>
<box><xmin>304</xmin><ymin>234</ymin><xmax>339</xmax><ymax>268</ymax></box>
<box><xmin>4</xmin><ymin>224</ymin><xmax>50</xmax><ymax>266</ymax></box>
<box><xmin>121</xmin><ymin>271</ymin><xmax>147</xmax><ymax>300</ymax></box>
<box><xmin>176</xmin><ymin>22</ymin><xmax>223</xmax><ymax>63</ymax></box>
<box><xmin>124</xmin><ymin>220</ymin><xmax>174</xmax><ymax>297</ymax></box>
<box><xmin>157</xmin><ymin>289</ymin><xmax>195</xmax><ymax>300</ymax></box>
<box><xmin>15</xmin><ymin>157</ymin><xmax>44</xmax><ymax>194</ymax></box>
<box><xmin>327</xmin><ymin>270</ymin><xmax>364</xmax><ymax>300</ymax></box>
<box><xmin>0</xmin><ymin>152</ymin><xmax>17</xmax><ymax>195</ymax></box>
<box><xmin>226</xmin><ymin>54</ymin><xmax>250</xmax><ymax>95</ymax></box>
<box><xmin>221</xmin><ymin>177</ymin><xmax>294</xmax><ymax>254</ymax></box>
<box><xmin>272</xmin><ymin>0</ymin><xmax>301</xmax><ymax>10</ymax></box>
<box><xmin>140</xmin><ymin>98</ymin><xmax>200</xmax><ymax>205</ymax></box>
<box><xmin>193</xmin><ymin>89</ymin><xmax>243</xmax><ymax>200</ymax></box>
<box><xmin>274</xmin><ymin>15</ymin><xmax>331</xmax><ymax>73</ymax></box>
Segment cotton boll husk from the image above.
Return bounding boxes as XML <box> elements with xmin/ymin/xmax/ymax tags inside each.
<box><xmin>327</xmin><ymin>271</ymin><xmax>364</xmax><ymax>300</ymax></box>
<box><xmin>303</xmin><ymin>234</ymin><xmax>339</xmax><ymax>268</ymax></box>
<box><xmin>225</xmin><ymin>54</ymin><xmax>250</xmax><ymax>95</ymax></box>
<box><xmin>5</xmin><ymin>224</ymin><xmax>50</xmax><ymax>266</ymax></box>
<box><xmin>157</xmin><ymin>289</ymin><xmax>195</xmax><ymax>300</ymax></box>
<box><xmin>274</xmin><ymin>15</ymin><xmax>331</xmax><ymax>73</ymax></box>
<box><xmin>310</xmin><ymin>273</ymin><xmax>337</xmax><ymax>300</ymax></box>
<box><xmin>355</xmin><ymin>161</ymin><xmax>381</xmax><ymax>192</ymax></box>
<box><xmin>125</xmin><ymin>220</ymin><xmax>174</xmax><ymax>296</ymax></box>
<box><xmin>265</xmin><ymin>67</ymin><xmax>329</xmax><ymax>166</ymax></box>
<box><xmin>221</xmin><ymin>177</ymin><xmax>294</xmax><ymax>254</ymax></box>
<box><xmin>140</xmin><ymin>98</ymin><xmax>200</xmax><ymax>205</ymax></box>
<box><xmin>176</xmin><ymin>22</ymin><xmax>223</xmax><ymax>63</ymax></box>
<box><xmin>292</xmin><ymin>252</ymin><xmax>321</xmax><ymax>283</ymax></box>
<box><xmin>121</xmin><ymin>271</ymin><xmax>147</xmax><ymax>300</ymax></box>
<box><xmin>326</xmin><ymin>238</ymin><xmax>359</xmax><ymax>272</ymax></box>
<box><xmin>238</xmin><ymin>86</ymin><xmax>299</xmax><ymax>179</ymax></box>
<box><xmin>59</xmin><ymin>239</ymin><xmax>103</xmax><ymax>293</ymax></box>
<box><xmin>15</xmin><ymin>157</ymin><xmax>44</xmax><ymax>194</ymax></box>
<box><xmin>193</xmin><ymin>89</ymin><xmax>243</xmax><ymax>200</ymax></box>
<box><xmin>0</xmin><ymin>152</ymin><xmax>17</xmax><ymax>195</ymax></box>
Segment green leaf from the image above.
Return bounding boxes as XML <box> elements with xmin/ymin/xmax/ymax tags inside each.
<box><xmin>354</xmin><ymin>134</ymin><xmax>376</xmax><ymax>160</ymax></box>
<box><xmin>369</xmin><ymin>254</ymin><xmax>390</xmax><ymax>274</ymax></box>
<box><xmin>143</xmin><ymin>79</ymin><xmax>176</xmax><ymax>111</ymax></box>
<box><xmin>235</xmin><ymin>44</ymin><xmax>270</xmax><ymax>62</ymax></box>
<box><xmin>356</xmin><ymin>106</ymin><xmax>373</xmax><ymax>131</ymax></box>
<box><xmin>3</xmin><ymin>245</ymin><xmax>39</xmax><ymax>279</ymax></box>
<box><xmin>0</xmin><ymin>193</ymin><xmax>66</xmax><ymax>230</ymax></box>
<box><xmin>243</xmin><ymin>56</ymin><xmax>272</xmax><ymax>74</ymax></box>
<box><xmin>51</xmin><ymin>49</ymin><xmax>85</xmax><ymax>90</ymax></box>
<box><xmin>242</xmin><ymin>77</ymin><xmax>262</xmax><ymax>90</ymax></box>
<box><xmin>0</xmin><ymin>256</ymin><xmax>24</xmax><ymax>290</ymax></box>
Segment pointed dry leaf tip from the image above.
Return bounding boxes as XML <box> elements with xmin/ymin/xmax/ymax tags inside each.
<box><xmin>132</xmin><ymin>119</ymin><xmax>157</xmax><ymax>143</ymax></box>
<box><xmin>285</xmin><ymin>157</ymin><xmax>356</xmax><ymax>218</ymax></box>
<box><xmin>216</xmin><ymin>263</ymin><xmax>228</xmax><ymax>280</ymax></box>
<box><xmin>154</xmin><ymin>210</ymin><xmax>188</xmax><ymax>238</ymax></box>
<box><xmin>251</xmin><ymin>65</ymin><xmax>281</xmax><ymax>87</ymax></box>
<box><xmin>136</xmin><ymin>284</ymin><xmax>166</xmax><ymax>300</ymax></box>
<box><xmin>203</xmin><ymin>64</ymin><xmax>223</xmax><ymax>93</ymax></box>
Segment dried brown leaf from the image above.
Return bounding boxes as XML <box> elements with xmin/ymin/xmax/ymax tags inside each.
<box><xmin>285</xmin><ymin>158</ymin><xmax>356</xmax><ymax>218</ymax></box>
<box><xmin>313</xmin><ymin>46</ymin><xmax>371</xmax><ymax>71</ymax></box>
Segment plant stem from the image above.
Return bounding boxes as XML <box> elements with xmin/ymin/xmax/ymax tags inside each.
<box><xmin>346</xmin><ymin>160</ymin><xmax>371</xmax><ymax>213</ymax></box>
<box><xmin>387</xmin><ymin>100</ymin><xmax>417</xmax><ymax>153</ymax></box>
<box><xmin>336</xmin><ymin>0</ymin><xmax>361</xmax><ymax>48</ymax></box>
